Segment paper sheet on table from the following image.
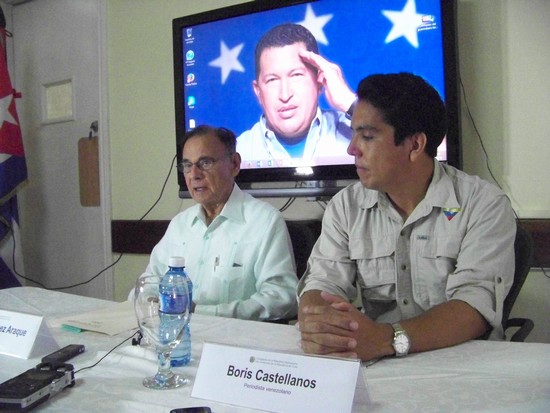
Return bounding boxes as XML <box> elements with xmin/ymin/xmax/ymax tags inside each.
<box><xmin>54</xmin><ymin>300</ymin><xmax>138</xmax><ymax>336</ymax></box>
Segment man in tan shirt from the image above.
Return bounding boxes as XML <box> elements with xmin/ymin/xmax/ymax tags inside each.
<box><xmin>298</xmin><ymin>73</ymin><xmax>515</xmax><ymax>362</ymax></box>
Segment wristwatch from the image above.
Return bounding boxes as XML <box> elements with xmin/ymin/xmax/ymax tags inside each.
<box><xmin>391</xmin><ymin>323</ymin><xmax>410</xmax><ymax>357</ymax></box>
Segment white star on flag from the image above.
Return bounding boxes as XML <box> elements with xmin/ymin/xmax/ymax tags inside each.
<box><xmin>297</xmin><ymin>4</ymin><xmax>333</xmax><ymax>46</ymax></box>
<box><xmin>0</xmin><ymin>93</ymin><xmax>17</xmax><ymax>127</ymax></box>
<box><xmin>382</xmin><ymin>0</ymin><xmax>424</xmax><ymax>48</ymax></box>
<box><xmin>209</xmin><ymin>41</ymin><xmax>245</xmax><ymax>84</ymax></box>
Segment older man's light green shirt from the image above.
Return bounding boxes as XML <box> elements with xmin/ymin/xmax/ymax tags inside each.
<box><xmin>145</xmin><ymin>185</ymin><xmax>298</xmax><ymax>321</ymax></box>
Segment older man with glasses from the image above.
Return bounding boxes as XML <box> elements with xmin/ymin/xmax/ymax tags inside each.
<box><xmin>137</xmin><ymin>125</ymin><xmax>298</xmax><ymax>322</ymax></box>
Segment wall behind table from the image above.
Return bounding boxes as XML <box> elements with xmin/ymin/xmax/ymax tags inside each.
<box><xmin>457</xmin><ymin>0</ymin><xmax>550</xmax><ymax>343</ymax></box>
<box><xmin>108</xmin><ymin>1</ymin><xmax>550</xmax><ymax>342</ymax></box>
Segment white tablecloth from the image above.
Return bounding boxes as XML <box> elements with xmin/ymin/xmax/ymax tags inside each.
<box><xmin>1</xmin><ymin>287</ymin><xmax>550</xmax><ymax>413</ymax></box>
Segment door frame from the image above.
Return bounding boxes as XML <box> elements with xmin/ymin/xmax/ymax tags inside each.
<box><xmin>98</xmin><ymin>0</ymin><xmax>113</xmax><ymax>299</ymax></box>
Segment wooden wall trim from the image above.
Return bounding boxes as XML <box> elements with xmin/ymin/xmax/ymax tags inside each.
<box><xmin>111</xmin><ymin>219</ymin><xmax>550</xmax><ymax>268</ymax></box>
<box><xmin>112</xmin><ymin>220</ymin><xmax>169</xmax><ymax>254</ymax></box>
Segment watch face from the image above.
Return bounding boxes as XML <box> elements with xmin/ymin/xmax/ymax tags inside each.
<box><xmin>394</xmin><ymin>336</ymin><xmax>409</xmax><ymax>353</ymax></box>
<box><xmin>393</xmin><ymin>330</ymin><xmax>410</xmax><ymax>356</ymax></box>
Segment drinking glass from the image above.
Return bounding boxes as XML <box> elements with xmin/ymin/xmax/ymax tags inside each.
<box><xmin>134</xmin><ymin>274</ymin><xmax>190</xmax><ymax>389</ymax></box>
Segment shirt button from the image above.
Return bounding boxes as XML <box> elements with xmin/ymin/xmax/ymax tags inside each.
<box><xmin>496</xmin><ymin>276</ymin><xmax>503</xmax><ymax>283</ymax></box>
<box><xmin>402</xmin><ymin>298</ymin><xmax>410</xmax><ymax>305</ymax></box>
<box><xmin>400</xmin><ymin>264</ymin><xmax>407</xmax><ymax>271</ymax></box>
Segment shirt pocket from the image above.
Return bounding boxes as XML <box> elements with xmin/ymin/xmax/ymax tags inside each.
<box><xmin>415</xmin><ymin>235</ymin><xmax>461</xmax><ymax>306</ymax></box>
<box><xmin>201</xmin><ymin>265</ymin><xmax>253</xmax><ymax>304</ymax></box>
<box><xmin>350</xmin><ymin>235</ymin><xmax>395</xmax><ymax>301</ymax></box>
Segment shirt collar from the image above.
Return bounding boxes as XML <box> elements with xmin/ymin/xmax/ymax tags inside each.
<box><xmin>424</xmin><ymin>160</ymin><xmax>460</xmax><ymax>209</ymax></box>
<box><xmin>192</xmin><ymin>183</ymin><xmax>245</xmax><ymax>227</ymax></box>
<box><xmin>218</xmin><ymin>184</ymin><xmax>246</xmax><ymax>223</ymax></box>
<box><xmin>360</xmin><ymin>160</ymin><xmax>461</xmax><ymax>218</ymax></box>
<box><xmin>399</xmin><ymin>159</ymin><xmax>460</xmax><ymax>224</ymax></box>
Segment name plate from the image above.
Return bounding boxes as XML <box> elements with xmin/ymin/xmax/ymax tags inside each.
<box><xmin>0</xmin><ymin>310</ymin><xmax>58</xmax><ymax>359</ymax></box>
<box><xmin>192</xmin><ymin>342</ymin><xmax>366</xmax><ymax>413</ymax></box>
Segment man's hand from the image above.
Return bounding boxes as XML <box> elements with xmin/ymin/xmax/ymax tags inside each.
<box><xmin>299</xmin><ymin>50</ymin><xmax>356</xmax><ymax>113</ymax></box>
<box><xmin>298</xmin><ymin>291</ymin><xmax>394</xmax><ymax>361</ymax></box>
<box><xmin>298</xmin><ymin>286</ymin><xmax>492</xmax><ymax>361</ymax></box>
<box><xmin>298</xmin><ymin>291</ymin><xmax>359</xmax><ymax>358</ymax></box>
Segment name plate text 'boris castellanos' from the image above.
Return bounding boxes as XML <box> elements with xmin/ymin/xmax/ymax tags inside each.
<box><xmin>192</xmin><ymin>342</ymin><xmax>366</xmax><ymax>413</ymax></box>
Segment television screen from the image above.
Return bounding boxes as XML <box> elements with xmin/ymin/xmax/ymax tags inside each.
<box><xmin>173</xmin><ymin>0</ymin><xmax>460</xmax><ymax>197</ymax></box>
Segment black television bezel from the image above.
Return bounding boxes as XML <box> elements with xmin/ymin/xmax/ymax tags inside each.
<box><xmin>173</xmin><ymin>0</ymin><xmax>461</xmax><ymax>198</ymax></box>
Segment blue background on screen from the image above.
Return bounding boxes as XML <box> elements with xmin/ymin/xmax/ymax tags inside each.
<box><xmin>181</xmin><ymin>0</ymin><xmax>444</xmax><ymax>139</ymax></box>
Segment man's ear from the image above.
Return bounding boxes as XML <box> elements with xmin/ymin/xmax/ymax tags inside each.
<box><xmin>252</xmin><ymin>80</ymin><xmax>260</xmax><ymax>100</ymax></box>
<box><xmin>231</xmin><ymin>152</ymin><xmax>242</xmax><ymax>177</ymax></box>
<box><xmin>315</xmin><ymin>71</ymin><xmax>324</xmax><ymax>96</ymax></box>
<box><xmin>409</xmin><ymin>132</ymin><xmax>428</xmax><ymax>161</ymax></box>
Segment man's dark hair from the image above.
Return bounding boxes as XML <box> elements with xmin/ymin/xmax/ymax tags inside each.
<box><xmin>356</xmin><ymin>73</ymin><xmax>447</xmax><ymax>158</ymax></box>
<box><xmin>182</xmin><ymin>125</ymin><xmax>237</xmax><ymax>154</ymax></box>
<box><xmin>254</xmin><ymin>23</ymin><xmax>319</xmax><ymax>79</ymax></box>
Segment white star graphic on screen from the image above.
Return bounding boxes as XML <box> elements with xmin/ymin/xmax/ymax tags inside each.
<box><xmin>382</xmin><ymin>0</ymin><xmax>424</xmax><ymax>48</ymax></box>
<box><xmin>297</xmin><ymin>4</ymin><xmax>333</xmax><ymax>46</ymax></box>
<box><xmin>0</xmin><ymin>94</ymin><xmax>18</xmax><ymax>127</ymax></box>
<box><xmin>209</xmin><ymin>41</ymin><xmax>245</xmax><ymax>84</ymax></box>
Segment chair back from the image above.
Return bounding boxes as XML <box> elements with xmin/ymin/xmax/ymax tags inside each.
<box><xmin>285</xmin><ymin>220</ymin><xmax>322</xmax><ymax>279</ymax></box>
<box><xmin>502</xmin><ymin>224</ymin><xmax>534</xmax><ymax>328</ymax></box>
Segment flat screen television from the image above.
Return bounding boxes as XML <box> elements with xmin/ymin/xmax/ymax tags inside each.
<box><xmin>173</xmin><ymin>0</ymin><xmax>460</xmax><ymax>198</ymax></box>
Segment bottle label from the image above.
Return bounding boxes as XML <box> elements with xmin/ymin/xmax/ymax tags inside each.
<box><xmin>159</xmin><ymin>293</ymin><xmax>188</xmax><ymax>314</ymax></box>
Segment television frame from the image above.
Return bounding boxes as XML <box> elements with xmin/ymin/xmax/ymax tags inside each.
<box><xmin>173</xmin><ymin>0</ymin><xmax>461</xmax><ymax>198</ymax></box>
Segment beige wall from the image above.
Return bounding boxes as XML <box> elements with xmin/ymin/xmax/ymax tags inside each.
<box><xmin>458</xmin><ymin>0</ymin><xmax>550</xmax><ymax>218</ymax></box>
<box><xmin>107</xmin><ymin>1</ymin><xmax>550</xmax><ymax>342</ymax></box>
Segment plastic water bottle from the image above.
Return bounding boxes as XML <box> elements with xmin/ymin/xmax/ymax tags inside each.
<box><xmin>161</xmin><ymin>256</ymin><xmax>192</xmax><ymax>367</ymax></box>
<box><xmin>158</xmin><ymin>258</ymin><xmax>189</xmax><ymax>359</ymax></box>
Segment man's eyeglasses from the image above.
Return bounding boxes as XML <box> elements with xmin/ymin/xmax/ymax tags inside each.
<box><xmin>177</xmin><ymin>153</ymin><xmax>233</xmax><ymax>174</ymax></box>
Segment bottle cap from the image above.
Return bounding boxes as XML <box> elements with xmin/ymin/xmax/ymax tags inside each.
<box><xmin>168</xmin><ymin>256</ymin><xmax>186</xmax><ymax>268</ymax></box>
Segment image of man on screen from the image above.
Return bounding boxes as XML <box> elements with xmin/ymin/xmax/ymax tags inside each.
<box><xmin>236</xmin><ymin>23</ymin><xmax>356</xmax><ymax>165</ymax></box>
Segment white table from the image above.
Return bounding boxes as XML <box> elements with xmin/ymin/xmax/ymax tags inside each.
<box><xmin>1</xmin><ymin>287</ymin><xmax>550</xmax><ymax>413</ymax></box>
